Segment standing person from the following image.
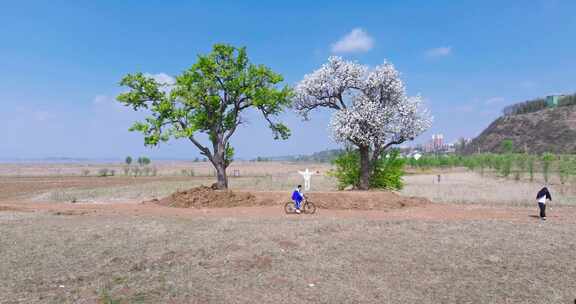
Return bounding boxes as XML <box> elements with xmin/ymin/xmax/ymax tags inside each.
<box><xmin>536</xmin><ymin>187</ymin><xmax>552</xmax><ymax>221</ymax></box>
<box><xmin>291</xmin><ymin>185</ymin><xmax>304</xmax><ymax>214</ymax></box>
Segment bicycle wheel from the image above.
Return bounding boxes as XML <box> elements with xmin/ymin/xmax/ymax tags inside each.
<box><xmin>303</xmin><ymin>201</ymin><xmax>316</xmax><ymax>214</ymax></box>
<box><xmin>284</xmin><ymin>201</ymin><xmax>296</xmax><ymax>214</ymax></box>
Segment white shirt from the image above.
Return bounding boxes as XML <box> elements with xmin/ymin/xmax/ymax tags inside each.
<box><xmin>538</xmin><ymin>195</ymin><xmax>547</xmax><ymax>204</ymax></box>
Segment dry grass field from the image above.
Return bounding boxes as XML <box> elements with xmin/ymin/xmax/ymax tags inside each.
<box><xmin>402</xmin><ymin>171</ymin><xmax>576</xmax><ymax>207</ymax></box>
<box><xmin>1</xmin><ymin>161</ymin><xmax>576</xmax><ymax>303</ymax></box>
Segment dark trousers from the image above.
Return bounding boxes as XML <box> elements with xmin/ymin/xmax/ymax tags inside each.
<box><xmin>538</xmin><ymin>202</ymin><xmax>546</xmax><ymax>218</ymax></box>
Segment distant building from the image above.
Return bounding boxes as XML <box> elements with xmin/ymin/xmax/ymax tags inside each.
<box><xmin>432</xmin><ymin>134</ymin><xmax>444</xmax><ymax>151</ymax></box>
<box><xmin>546</xmin><ymin>94</ymin><xmax>564</xmax><ymax>107</ymax></box>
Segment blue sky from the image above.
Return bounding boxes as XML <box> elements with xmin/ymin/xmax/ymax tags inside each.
<box><xmin>1</xmin><ymin>0</ymin><xmax>575</xmax><ymax>159</ymax></box>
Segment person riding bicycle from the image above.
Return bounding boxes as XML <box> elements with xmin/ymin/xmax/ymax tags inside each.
<box><xmin>291</xmin><ymin>185</ymin><xmax>304</xmax><ymax>214</ymax></box>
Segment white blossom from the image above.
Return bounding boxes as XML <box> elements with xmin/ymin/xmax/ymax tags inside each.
<box><xmin>293</xmin><ymin>56</ymin><xmax>366</xmax><ymax>118</ymax></box>
<box><xmin>295</xmin><ymin>57</ymin><xmax>432</xmax><ymax>154</ymax></box>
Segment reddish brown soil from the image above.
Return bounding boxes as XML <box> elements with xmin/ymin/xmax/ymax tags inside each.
<box><xmin>152</xmin><ymin>186</ymin><xmax>258</xmax><ymax>208</ymax></box>
<box><xmin>145</xmin><ymin>186</ymin><xmax>430</xmax><ymax>210</ymax></box>
<box><xmin>1</xmin><ymin>176</ymin><xmax>573</xmax><ymax>223</ymax></box>
<box><xmin>0</xmin><ymin>176</ymin><xmax>198</xmax><ymax>200</ymax></box>
<box><xmin>2</xmin><ymin>201</ymin><xmax>575</xmax><ymax>224</ymax></box>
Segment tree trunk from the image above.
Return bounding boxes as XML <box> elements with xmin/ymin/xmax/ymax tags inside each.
<box><xmin>210</xmin><ymin>138</ymin><xmax>229</xmax><ymax>190</ymax></box>
<box><xmin>214</xmin><ymin>161</ymin><xmax>228</xmax><ymax>189</ymax></box>
<box><xmin>358</xmin><ymin>145</ymin><xmax>371</xmax><ymax>190</ymax></box>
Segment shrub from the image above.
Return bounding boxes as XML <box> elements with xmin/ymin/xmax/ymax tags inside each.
<box><xmin>329</xmin><ymin>149</ymin><xmax>404</xmax><ymax>190</ymax></box>
<box><xmin>370</xmin><ymin>150</ymin><xmax>405</xmax><ymax>190</ymax></box>
<box><xmin>81</xmin><ymin>169</ymin><xmax>90</xmax><ymax>177</ymax></box>
<box><xmin>329</xmin><ymin>150</ymin><xmax>360</xmax><ymax>190</ymax></box>
<box><xmin>181</xmin><ymin>169</ymin><xmax>195</xmax><ymax>177</ymax></box>
<box><xmin>98</xmin><ymin>168</ymin><xmax>109</xmax><ymax>177</ymax></box>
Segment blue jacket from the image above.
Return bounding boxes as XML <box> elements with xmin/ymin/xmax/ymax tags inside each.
<box><xmin>291</xmin><ymin>189</ymin><xmax>303</xmax><ymax>202</ymax></box>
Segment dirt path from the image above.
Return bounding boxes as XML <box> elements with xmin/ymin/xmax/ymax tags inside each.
<box><xmin>1</xmin><ymin>200</ymin><xmax>574</xmax><ymax>223</ymax></box>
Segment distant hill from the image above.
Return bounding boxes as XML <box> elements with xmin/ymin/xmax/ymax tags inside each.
<box><xmin>464</xmin><ymin>105</ymin><xmax>576</xmax><ymax>154</ymax></box>
<box><xmin>254</xmin><ymin>149</ymin><xmax>344</xmax><ymax>163</ymax></box>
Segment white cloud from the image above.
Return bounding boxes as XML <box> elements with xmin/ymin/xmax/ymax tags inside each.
<box><xmin>92</xmin><ymin>95</ymin><xmax>127</xmax><ymax>113</ymax></box>
<box><xmin>145</xmin><ymin>73</ymin><xmax>175</xmax><ymax>85</ymax></box>
<box><xmin>331</xmin><ymin>28</ymin><xmax>374</xmax><ymax>54</ymax></box>
<box><xmin>144</xmin><ymin>73</ymin><xmax>175</xmax><ymax>93</ymax></box>
<box><xmin>93</xmin><ymin>95</ymin><xmax>111</xmax><ymax>105</ymax></box>
<box><xmin>425</xmin><ymin>46</ymin><xmax>452</xmax><ymax>57</ymax></box>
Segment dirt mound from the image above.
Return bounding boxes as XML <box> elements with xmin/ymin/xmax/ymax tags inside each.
<box><xmin>253</xmin><ymin>190</ymin><xmax>430</xmax><ymax>211</ymax></box>
<box><xmin>311</xmin><ymin>191</ymin><xmax>429</xmax><ymax>210</ymax></box>
<box><xmin>154</xmin><ymin>186</ymin><xmax>258</xmax><ymax>208</ymax></box>
<box><xmin>149</xmin><ymin>186</ymin><xmax>429</xmax><ymax>210</ymax></box>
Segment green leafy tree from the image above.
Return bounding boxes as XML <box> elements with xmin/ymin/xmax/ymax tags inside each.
<box><xmin>117</xmin><ymin>44</ymin><xmax>292</xmax><ymax>189</ymax></box>
<box><xmin>527</xmin><ymin>154</ymin><xmax>535</xmax><ymax>182</ymax></box>
<box><xmin>498</xmin><ymin>140</ymin><xmax>514</xmax><ymax>177</ymax></box>
<box><xmin>558</xmin><ymin>155</ymin><xmax>572</xmax><ymax>184</ymax></box>
<box><xmin>514</xmin><ymin>154</ymin><xmax>527</xmax><ymax>181</ymax></box>
<box><xmin>137</xmin><ymin>156</ymin><xmax>151</xmax><ymax>166</ymax></box>
<box><xmin>541</xmin><ymin>152</ymin><xmax>555</xmax><ymax>183</ymax></box>
<box><xmin>125</xmin><ymin>156</ymin><xmax>132</xmax><ymax>165</ymax></box>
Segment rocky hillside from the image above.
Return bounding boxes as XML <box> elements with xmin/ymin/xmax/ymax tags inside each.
<box><xmin>464</xmin><ymin>105</ymin><xmax>576</xmax><ymax>154</ymax></box>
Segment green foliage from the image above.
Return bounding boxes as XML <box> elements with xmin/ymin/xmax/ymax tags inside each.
<box><xmin>408</xmin><ymin>151</ymin><xmax>576</xmax><ymax>185</ymax></box>
<box><xmin>503</xmin><ymin>98</ymin><xmax>547</xmax><ymax>116</ymax></box>
<box><xmin>499</xmin><ymin>154</ymin><xmax>513</xmax><ymax>177</ymax></box>
<box><xmin>117</xmin><ymin>43</ymin><xmax>292</xmax><ymax>149</ymax></box>
<box><xmin>98</xmin><ymin>168</ymin><xmax>110</xmax><ymax>177</ymax></box>
<box><xmin>117</xmin><ymin>44</ymin><xmax>292</xmax><ymax>188</ymax></box>
<box><xmin>137</xmin><ymin>156</ymin><xmax>151</xmax><ymax>166</ymax></box>
<box><xmin>500</xmin><ymin>139</ymin><xmax>514</xmax><ymax>153</ymax></box>
<box><xmin>558</xmin><ymin>155</ymin><xmax>573</xmax><ymax>184</ymax></box>
<box><xmin>502</xmin><ymin>92</ymin><xmax>576</xmax><ymax>116</ymax></box>
<box><xmin>125</xmin><ymin>156</ymin><xmax>132</xmax><ymax>165</ymax></box>
<box><xmin>329</xmin><ymin>149</ymin><xmax>405</xmax><ymax>190</ymax></box>
<box><xmin>541</xmin><ymin>152</ymin><xmax>555</xmax><ymax>183</ymax></box>
<box><xmin>527</xmin><ymin>155</ymin><xmax>535</xmax><ymax>181</ymax></box>
<box><xmin>514</xmin><ymin>154</ymin><xmax>527</xmax><ymax>181</ymax></box>
<box><xmin>329</xmin><ymin>150</ymin><xmax>360</xmax><ymax>190</ymax></box>
<box><xmin>369</xmin><ymin>150</ymin><xmax>405</xmax><ymax>190</ymax></box>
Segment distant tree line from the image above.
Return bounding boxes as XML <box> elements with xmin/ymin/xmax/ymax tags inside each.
<box><xmin>503</xmin><ymin>93</ymin><xmax>576</xmax><ymax>116</ymax></box>
<box><xmin>123</xmin><ymin>156</ymin><xmax>156</xmax><ymax>177</ymax></box>
<box><xmin>408</xmin><ymin>140</ymin><xmax>576</xmax><ymax>184</ymax></box>
<box><xmin>252</xmin><ymin>149</ymin><xmax>345</xmax><ymax>163</ymax></box>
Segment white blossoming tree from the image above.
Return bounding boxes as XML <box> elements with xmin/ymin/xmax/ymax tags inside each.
<box><xmin>294</xmin><ymin>57</ymin><xmax>432</xmax><ymax>190</ymax></box>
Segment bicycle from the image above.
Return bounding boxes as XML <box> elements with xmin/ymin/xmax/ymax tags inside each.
<box><xmin>284</xmin><ymin>195</ymin><xmax>317</xmax><ymax>214</ymax></box>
